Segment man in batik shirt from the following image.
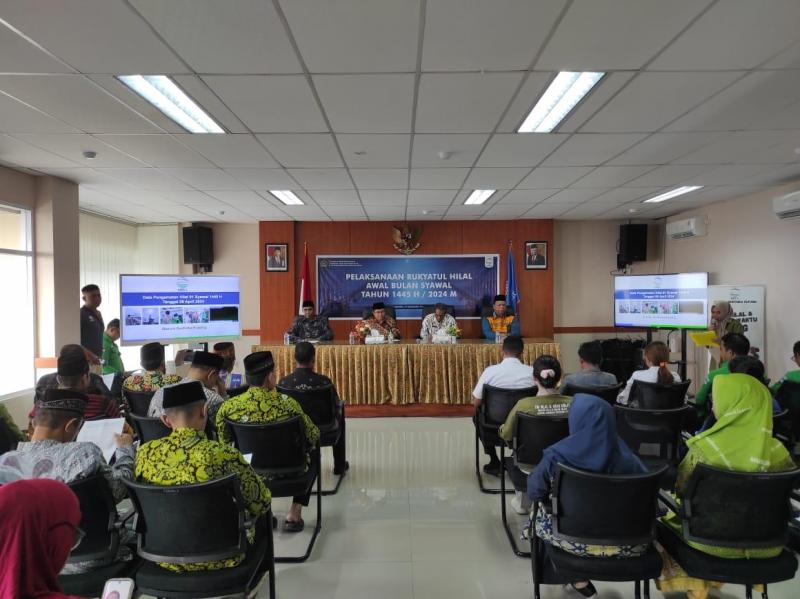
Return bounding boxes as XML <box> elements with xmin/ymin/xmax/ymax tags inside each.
<box><xmin>215</xmin><ymin>351</ymin><xmax>319</xmax><ymax>533</ymax></box>
<box><xmin>278</xmin><ymin>341</ymin><xmax>348</xmax><ymax>475</ymax></box>
<box><xmin>148</xmin><ymin>351</ymin><xmax>226</xmax><ymax>423</ymax></box>
<box><xmin>135</xmin><ymin>381</ymin><xmax>271</xmax><ymax>572</ymax></box>
<box><xmin>353</xmin><ymin>302</ymin><xmax>401</xmax><ymax>339</ymax></box>
<box><xmin>420</xmin><ymin>303</ymin><xmax>458</xmax><ymax>339</ymax></box>
<box><xmin>286</xmin><ymin>300</ymin><xmax>333</xmax><ymax>342</ymax></box>
<box><xmin>0</xmin><ymin>388</ymin><xmax>135</xmax><ymax>574</ymax></box>
<box><xmin>123</xmin><ymin>342</ymin><xmax>181</xmax><ymax>392</ymax></box>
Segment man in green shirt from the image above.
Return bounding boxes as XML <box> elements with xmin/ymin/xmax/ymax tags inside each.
<box><xmin>694</xmin><ymin>333</ymin><xmax>750</xmax><ymax>418</ymax></box>
<box><xmin>101</xmin><ymin>319</ymin><xmax>124</xmax><ymax>375</ymax></box>
<box><xmin>771</xmin><ymin>340</ymin><xmax>800</xmax><ymax>395</ymax></box>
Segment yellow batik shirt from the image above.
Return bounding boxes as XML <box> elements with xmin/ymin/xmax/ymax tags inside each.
<box><xmin>134</xmin><ymin>427</ymin><xmax>272</xmax><ymax>572</ymax></box>
<box><xmin>486</xmin><ymin>314</ymin><xmax>515</xmax><ymax>334</ymax></box>
<box><xmin>214</xmin><ymin>386</ymin><xmax>320</xmax><ymax>449</ymax></box>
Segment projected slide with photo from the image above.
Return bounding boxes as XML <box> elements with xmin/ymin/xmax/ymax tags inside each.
<box><xmin>120</xmin><ymin>274</ymin><xmax>240</xmax><ymax>345</ymax></box>
<box><xmin>614</xmin><ymin>272</ymin><xmax>708</xmax><ymax>329</ymax></box>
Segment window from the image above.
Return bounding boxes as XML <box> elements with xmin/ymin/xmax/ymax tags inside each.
<box><xmin>0</xmin><ymin>204</ymin><xmax>34</xmax><ymax>395</ymax></box>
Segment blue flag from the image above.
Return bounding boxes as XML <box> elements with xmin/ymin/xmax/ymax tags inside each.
<box><xmin>505</xmin><ymin>243</ymin><xmax>520</xmax><ymax>312</ymax></box>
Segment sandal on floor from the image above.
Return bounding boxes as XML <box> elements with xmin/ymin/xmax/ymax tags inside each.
<box><xmin>283</xmin><ymin>518</ymin><xmax>305</xmax><ymax>533</ymax></box>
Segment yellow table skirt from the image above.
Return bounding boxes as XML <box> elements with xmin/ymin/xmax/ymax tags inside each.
<box><xmin>252</xmin><ymin>339</ymin><xmax>560</xmax><ymax>406</ymax></box>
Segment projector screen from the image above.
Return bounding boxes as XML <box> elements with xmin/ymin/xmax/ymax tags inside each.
<box><xmin>614</xmin><ymin>272</ymin><xmax>708</xmax><ymax>329</ymax></box>
<box><xmin>120</xmin><ymin>274</ymin><xmax>240</xmax><ymax>345</ymax></box>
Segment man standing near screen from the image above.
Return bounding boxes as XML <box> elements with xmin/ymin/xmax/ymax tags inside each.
<box><xmin>287</xmin><ymin>300</ymin><xmax>333</xmax><ymax>342</ymax></box>
<box><xmin>80</xmin><ymin>284</ymin><xmax>104</xmax><ymax>366</ymax></box>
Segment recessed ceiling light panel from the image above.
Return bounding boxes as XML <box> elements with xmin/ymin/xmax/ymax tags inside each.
<box><xmin>518</xmin><ymin>71</ymin><xmax>604</xmax><ymax>133</ymax></box>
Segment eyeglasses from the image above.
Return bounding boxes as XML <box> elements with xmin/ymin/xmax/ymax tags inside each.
<box><xmin>49</xmin><ymin>522</ymin><xmax>86</xmax><ymax>550</ymax></box>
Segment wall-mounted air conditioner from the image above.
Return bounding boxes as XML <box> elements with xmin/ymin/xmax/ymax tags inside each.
<box><xmin>773</xmin><ymin>191</ymin><xmax>800</xmax><ymax>221</ymax></box>
<box><xmin>666</xmin><ymin>216</ymin><xmax>706</xmax><ymax>240</ymax></box>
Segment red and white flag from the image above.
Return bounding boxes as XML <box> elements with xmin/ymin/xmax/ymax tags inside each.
<box><xmin>298</xmin><ymin>242</ymin><xmax>312</xmax><ymax>314</ymax></box>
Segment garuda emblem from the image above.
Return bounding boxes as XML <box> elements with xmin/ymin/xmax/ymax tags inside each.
<box><xmin>392</xmin><ymin>225</ymin><xmax>421</xmax><ymax>255</ymax></box>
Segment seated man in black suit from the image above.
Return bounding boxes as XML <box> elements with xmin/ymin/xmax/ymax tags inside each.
<box><xmin>278</xmin><ymin>342</ymin><xmax>348</xmax><ymax>475</ymax></box>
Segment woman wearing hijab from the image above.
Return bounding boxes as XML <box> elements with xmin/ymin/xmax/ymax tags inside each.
<box><xmin>709</xmin><ymin>300</ymin><xmax>744</xmax><ymax>343</ymax></box>
<box><xmin>526</xmin><ymin>394</ymin><xmax>648</xmax><ymax>598</ymax></box>
<box><xmin>656</xmin><ymin>373</ymin><xmax>796</xmax><ymax>599</ymax></box>
<box><xmin>0</xmin><ymin>478</ymin><xmax>84</xmax><ymax>599</ymax></box>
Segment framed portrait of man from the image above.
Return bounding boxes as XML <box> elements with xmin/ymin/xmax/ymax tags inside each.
<box><xmin>265</xmin><ymin>243</ymin><xmax>288</xmax><ymax>272</ymax></box>
<box><xmin>524</xmin><ymin>241</ymin><xmax>548</xmax><ymax>270</ymax></box>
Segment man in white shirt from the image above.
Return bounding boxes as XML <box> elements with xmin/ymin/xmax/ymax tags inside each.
<box><xmin>473</xmin><ymin>335</ymin><xmax>534</xmax><ymax>476</ymax></box>
<box><xmin>419</xmin><ymin>303</ymin><xmax>457</xmax><ymax>340</ymax></box>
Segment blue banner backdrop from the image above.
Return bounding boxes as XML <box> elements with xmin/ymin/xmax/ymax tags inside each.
<box><xmin>317</xmin><ymin>255</ymin><xmax>499</xmax><ymax>319</ymax></box>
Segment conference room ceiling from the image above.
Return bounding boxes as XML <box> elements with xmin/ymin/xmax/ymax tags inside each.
<box><xmin>1</xmin><ymin>0</ymin><xmax>800</xmax><ymax>224</ymax></box>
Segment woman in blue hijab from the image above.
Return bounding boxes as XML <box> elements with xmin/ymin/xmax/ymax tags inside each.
<box><xmin>526</xmin><ymin>394</ymin><xmax>648</xmax><ymax>598</ymax></box>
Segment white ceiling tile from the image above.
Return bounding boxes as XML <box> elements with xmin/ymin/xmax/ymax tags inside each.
<box><xmin>665</xmin><ymin>70</ymin><xmax>800</xmax><ymax>132</ymax></box>
<box><xmin>359</xmin><ymin>190</ymin><xmax>407</xmax><ymax>205</ymax></box>
<box><xmin>601</xmin><ymin>203</ymin><xmax>660</xmax><ymax>219</ymax></box>
<box><xmin>462</xmin><ymin>167</ymin><xmax>529</xmax><ymax>189</ymax></box>
<box><xmin>314</xmin><ymin>74</ymin><xmax>415</xmax><ymax>133</ymax></box>
<box><xmin>678</xmin><ymin>186</ymin><xmax>761</xmax><ymax>206</ymax></box>
<box><xmin>0</xmin><ymin>26</ymin><xmax>73</xmax><ymax>73</ymax></box>
<box><xmin>683</xmin><ymin>164</ymin><xmax>787</xmax><ymax>187</ymax></box>
<box><xmin>174</xmin><ymin>134</ymin><xmax>278</xmax><ymax>168</ymax></box>
<box><xmin>523</xmin><ymin>203</ymin><xmax>574</xmax><ymax>218</ymax></box>
<box><xmin>742</xmin><ymin>163</ymin><xmax>800</xmax><ymax>187</ymax></box>
<box><xmin>97</xmin><ymin>135</ymin><xmax>212</xmax><ymax>167</ymax></box>
<box><xmin>407</xmin><ymin>208</ymin><xmax>444</xmax><ymax>220</ymax></box>
<box><xmin>542</xmin><ymin>188</ymin><xmax>607</xmax><ymax>204</ymax></box>
<box><xmin>571</xmin><ymin>166</ymin><xmax>655</xmax><ymax>188</ymax></box>
<box><xmin>410</xmin><ymin>168</ymin><xmax>469</xmax><ymax>189</ymax></box>
<box><xmin>279</xmin><ymin>205</ymin><xmax>330</xmax><ymax>220</ymax></box>
<box><xmin>762</xmin><ymin>40</ymin><xmax>800</xmax><ymax>69</ymax></box>
<box><xmin>516</xmin><ymin>166</ymin><xmax>593</xmax><ymax>189</ymax></box>
<box><xmin>160</xmin><ymin>168</ymin><xmax>246</xmax><ymax>190</ymax></box>
<box><xmin>323</xmin><ymin>205</ymin><xmax>367</xmax><ymax>219</ymax></box>
<box><xmin>650</xmin><ymin>0</ymin><xmax>800</xmax><ymax>70</ymax></box>
<box><xmin>170</xmin><ymin>76</ymin><xmax>249</xmax><ymax>134</ymax></box>
<box><xmin>496</xmin><ymin>73</ymin><xmax>554</xmax><ymax>133</ymax></box>
<box><xmin>623</xmin><ymin>164</ymin><xmax>712</xmax><ymax>187</ymax></box>
<box><xmin>559</xmin><ymin>203</ymin><xmax>617</xmax><ymax>219</ymax></box>
<box><xmin>411</xmin><ymin>134</ymin><xmax>489</xmax><ymax>168</ymax></box>
<box><xmin>0</xmin><ymin>92</ymin><xmax>79</xmax><ymax>134</ymax></box>
<box><xmin>589</xmin><ymin>187</ymin><xmax>664</xmax><ymax>205</ymax></box>
<box><xmin>423</xmin><ymin>0</ymin><xmax>565</xmax><ymax>71</ymax></box>
<box><xmin>482</xmin><ymin>204</ymin><xmax>531</xmax><ymax>219</ymax></box>
<box><xmin>239</xmin><ymin>206</ymin><xmax>291</xmax><ymax>221</ymax></box>
<box><xmin>96</xmin><ymin>168</ymin><xmax>192</xmax><ymax>190</ymax></box>
<box><xmin>444</xmin><ymin>202</ymin><xmax>492</xmax><ymax>218</ymax></box>
<box><xmin>364</xmin><ymin>205</ymin><xmax>406</xmax><ymax>219</ymax></box>
<box><xmin>157</xmin><ymin>205</ymin><xmax>218</xmax><ymax>222</ymax></box>
<box><xmin>0</xmin><ymin>134</ymin><xmax>80</xmax><ymax>167</ymax></box>
<box><xmin>407</xmin><ymin>190</ymin><xmax>457</xmax><ymax>206</ymax></box>
<box><xmin>745</xmin><ymin>99</ymin><xmax>800</xmax><ymax>131</ymax></box>
<box><xmin>415</xmin><ymin>73</ymin><xmax>524</xmax><ymax>133</ymax></box>
<box><xmin>202</xmin><ymin>75</ymin><xmax>327</xmax><ymax>133</ymax></box>
<box><xmin>582</xmin><ymin>71</ymin><xmax>743</xmax><ymax>133</ymax></box>
<box><xmin>542</xmin><ymin>133</ymin><xmax>646</xmax><ymax>166</ymax></box>
<box><xmin>44</xmin><ymin>167</ymin><xmax>138</xmax><ymax>187</ymax></box>
<box><xmin>558</xmin><ymin>73</ymin><xmax>638</xmax><ymax>134</ymax></box>
<box><xmin>224</xmin><ymin>168</ymin><xmax>298</xmax><ymax>190</ymax></box>
<box><xmin>14</xmin><ymin>133</ymin><xmax>144</xmax><ymax>167</ymax></box>
<box><xmin>0</xmin><ymin>75</ymin><xmax>161</xmax><ymax>133</ymax></box>
<box><xmin>337</xmin><ymin>134</ymin><xmax>410</xmax><ymax>168</ymax></box>
<box><xmin>131</xmin><ymin>0</ymin><xmax>301</xmax><ymax>74</ymax></box>
<box><xmin>205</xmin><ymin>190</ymin><xmax>275</xmax><ymax>208</ymax></box>
<box><xmin>607</xmin><ymin>132</ymin><xmax>728</xmax><ymax>166</ymax></box>
<box><xmin>282</xmin><ymin>0</ymin><xmax>418</xmax><ymax>72</ymax></box>
<box><xmin>257</xmin><ymin>134</ymin><xmax>342</xmax><ymax>168</ymax></box>
<box><xmin>308</xmin><ymin>190</ymin><xmax>362</xmax><ymax>206</ymax></box>
<box><xmin>500</xmin><ymin>189</ymin><xmax>558</xmax><ymax>204</ymax></box>
<box><xmin>0</xmin><ymin>0</ymin><xmax>187</xmax><ymax>73</ymax></box>
<box><xmin>477</xmin><ymin>134</ymin><xmax>567</xmax><ymax>168</ymax></box>
<box><xmin>350</xmin><ymin>169</ymin><xmax>408</xmax><ymax>190</ymax></box>
<box><xmin>537</xmin><ymin>0</ymin><xmax>708</xmax><ymax>70</ymax></box>
<box><xmin>288</xmin><ymin>168</ymin><xmax>353</xmax><ymax>190</ymax></box>
<box><xmin>672</xmin><ymin>131</ymin><xmax>791</xmax><ymax>165</ymax></box>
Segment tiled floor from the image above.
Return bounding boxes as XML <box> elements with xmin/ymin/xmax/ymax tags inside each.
<box><xmin>163</xmin><ymin>417</ymin><xmax>800</xmax><ymax>598</ymax></box>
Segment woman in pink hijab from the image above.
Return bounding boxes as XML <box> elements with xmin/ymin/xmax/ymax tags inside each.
<box><xmin>0</xmin><ymin>478</ymin><xmax>84</xmax><ymax>599</ymax></box>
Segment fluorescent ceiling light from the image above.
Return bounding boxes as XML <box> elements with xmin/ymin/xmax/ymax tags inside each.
<box><xmin>643</xmin><ymin>186</ymin><xmax>704</xmax><ymax>204</ymax></box>
<box><xmin>270</xmin><ymin>190</ymin><xmax>304</xmax><ymax>206</ymax></box>
<box><xmin>117</xmin><ymin>75</ymin><xmax>224</xmax><ymax>133</ymax></box>
<box><xmin>464</xmin><ymin>189</ymin><xmax>496</xmax><ymax>205</ymax></box>
<box><xmin>518</xmin><ymin>71</ymin><xmax>604</xmax><ymax>133</ymax></box>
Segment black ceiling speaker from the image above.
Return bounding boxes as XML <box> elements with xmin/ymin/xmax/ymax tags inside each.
<box><xmin>619</xmin><ymin>224</ymin><xmax>647</xmax><ymax>264</ymax></box>
<box><xmin>183</xmin><ymin>225</ymin><xmax>213</xmax><ymax>265</ymax></box>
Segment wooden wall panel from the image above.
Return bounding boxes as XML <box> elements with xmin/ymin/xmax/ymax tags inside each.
<box><xmin>258</xmin><ymin>219</ymin><xmax>554</xmax><ymax>341</ymax></box>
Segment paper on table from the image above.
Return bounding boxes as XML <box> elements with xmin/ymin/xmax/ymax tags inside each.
<box><xmin>102</xmin><ymin>373</ymin><xmax>116</xmax><ymax>390</ymax></box>
<box><xmin>689</xmin><ymin>330</ymin><xmax>719</xmax><ymax>348</ymax></box>
<box><xmin>77</xmin><ymin>418</ymin><xmax>125</xmax><ymax>463</ymax></box>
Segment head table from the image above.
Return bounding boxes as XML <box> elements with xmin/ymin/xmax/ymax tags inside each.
<box><xmin>252</xmin><ymin>339</ymin><xmax>560</xmax><ymax>406</ymax></box>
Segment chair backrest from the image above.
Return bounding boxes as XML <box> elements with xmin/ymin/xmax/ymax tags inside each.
<box><xmin>628</xmin><ymin>379</ymin><xmax>691</xmax><ymax>409</ymax></box>
<box><xmin>0</xmin><ymin>418</ymin><xmax>18</xmax><ymax>456</ymax></box>
<box><xmin>276</xmin><ymin>385</ymin><xmax>337</xmax><ymax>430</ymax></box>
<box><xmin>561</xmin><ymin>382</ymin><xmax>625</xmax><ymax>406</ymax></box>
<box><xmin>551</xmin><ymin>462</ymin><xmax>666</xmax><ymax>547</ymax></box>
<box><xmin>129</xmin><ymin>412</ymin><xmax>171</xmax><ymax>443</ymax></box>
<box><xmin>361</xmin><ymin>305</ymin><xmax>397</xmax><ymax>320</ymax></box>
<box><xmin>514</xmin><ymin>413</ymin><xmax>569</xmax><ymax>468</ymax></box>
<box><xmin>421</xmin><ymin>304</ymin><xmax>456</xmax><ymax>318</ymax></box>
<box><xmin>679</xmin><ymin>464</ymin><xmax>800</xmax><ymax>549</ymax></box>
<box><xmin>67</xmin><ymin>474</ymin><xmax>119</xmax><ymax>563</ymax></box>
<box><xmin>123</xmin><ymin>389</ymin><xmax>155</xmax><ymax>416</ymax></box>
<box><xmin>614</xmin><ymin>405</ymin><xmax>691</xmax><ymax>462</ymax></box>
<box><xmin>482</xmin><ymin>384</ymin><xmax>538</xmax><ymax>426</ymax></box>
<box><xmin>123</xmin><ymin>474</ymin><xmax>247</xmax><ymax>564</ymax></box>
<box><xmin>480</xmin><ymin>305</ymin><xmax>515</xmax><ymax>318</ymax></box>
<box><xmin>225</xmin><ymin>415</ymin><xmax>309</xmax><ymax>477</ymax></box>
<box><xmin>775</xmin><ymin>380</ymin><xmax>800</xmax><ymax>437</ymax></box>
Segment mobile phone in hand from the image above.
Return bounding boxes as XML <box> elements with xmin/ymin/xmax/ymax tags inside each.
<box><xmin>102</xmin><ymin>578</ymin><xmax>134</xmax><ymax>599</ymax></box>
